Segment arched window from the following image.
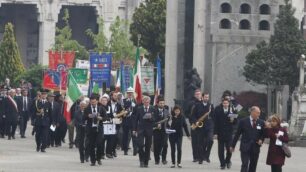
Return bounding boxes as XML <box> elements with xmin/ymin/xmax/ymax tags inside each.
<box><xmin>220</xmin><ymin>19</ymin><xmax>231</xmax><ymax>29</ymax></box>
<box><xmin>239</xmin><ymin>20</ymin><xmax>251</xmax><ymax>30</ymax></box>
<box><xmin>220</xmin><ymin>3</ymin><xmax>232</xmax><ymax>13</ymax></box>
<box><xmin>240</xmin><ymin>3</ymin><xmax>251</xmax><ymax>14</ymax></box>
<box><xmin>260</xmin><ymin>4</ymin><xmax>270</xmax><ymax>14</ymax></box>
<box><xmin>259</xmin><ymin>20</ymin><xmax>270</xmax><ymax>30</ymax></box>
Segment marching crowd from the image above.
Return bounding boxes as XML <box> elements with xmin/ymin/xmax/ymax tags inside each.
<box><xmin>0</xmin><ymin>78</ymin><xmax>290</xmax><ymax>172</ymax></box>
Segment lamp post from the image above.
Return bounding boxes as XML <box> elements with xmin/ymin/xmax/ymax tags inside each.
<box><xmin>298</xmin><ymin>54</ymin><xmax>305</xmax><ymax>88</ymax></box>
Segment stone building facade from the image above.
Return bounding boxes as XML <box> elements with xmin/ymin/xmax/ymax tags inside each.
<box><xmin>165</xmin><ymin>0</ymin><xmax>285</xmax><ymax>105</ymax></box>
<box><xmin>0</xmin><ymin>0</ymin><xmax>143</xmax><ymax>67</ymax></box>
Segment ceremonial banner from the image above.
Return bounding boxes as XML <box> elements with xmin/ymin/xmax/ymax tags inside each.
<box><xmin>124</xmin><ymin>66</ymin><xmax>131</xmax><ymax>90</ymax></box>
<box><xmin>90</xmin><ymin>52</ymin><xmax>112</xmax><ymax>88</ymax></box>
<box><xmin>43</xmin><ymin>70</ymin><xmax>67</xmax><ymax>91</ymax></box>
<box><xmin>141</xmin><ymin>66</ymin><xmax>154</xmax><ymax>95</ymax></box>
<box><xmin>49</xmin><ymin>51</ymin><xmax>75</xmax><ymax>71</ymax></box>
<box><xmin>76</xmin><ymin>60</ymin><xmax>90</xmax><ymax>69</ymax></box>
<box><xmin>69</xmin><ymin>68</ymin><xmax>88</xmax><ymax>84</ymax></box>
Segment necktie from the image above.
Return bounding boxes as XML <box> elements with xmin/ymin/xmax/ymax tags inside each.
<box><xmin>93</xmin><ymin>106</ymin><xmax>96</xmax><ymax>113</ymax></box>
<box><xmin>252</xmin><ymin>119</ymin><xmax>256</xmax><ymax>128</ymax></box>
<box><xmin>145</xmin><ymin>107</ymin><xmax>148</xmax><ymax>113</ymax></box>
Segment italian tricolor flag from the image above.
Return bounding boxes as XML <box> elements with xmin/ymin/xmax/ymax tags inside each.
<box><xmin>64</xmin><ymin>71</ymin><xmax>82</xmax><ymax>123</ymax></box>
<box><xmin>133</xmin><ymin>47</ymin><xmax>142</xmax><ymax>104</ymax></box>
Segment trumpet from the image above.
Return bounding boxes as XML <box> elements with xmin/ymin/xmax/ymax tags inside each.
<box><xmin>191</xmin><ymin>105</ymin><xmax>211</xmax><ymax>130</ymax></box>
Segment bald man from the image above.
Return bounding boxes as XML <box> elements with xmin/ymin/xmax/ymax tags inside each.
<box><xmin>230</xmin><ymin>106</ymin><xmax>265</xmax><ymax>172</ymax></box>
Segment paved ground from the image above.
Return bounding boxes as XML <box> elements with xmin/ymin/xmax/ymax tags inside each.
<box><xmin>1</xmin><ymin>126</ymin><xmax>306</xmax><ymax>172</ymax></box>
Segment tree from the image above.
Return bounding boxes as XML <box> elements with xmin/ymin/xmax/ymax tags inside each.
<box><xmin>130</xmin><ymin>0</ymin><xmax>166</xmax><ymax>60</ymax></box>
<box><xmin>14</xmin><ymin>64</ymin><xmax>46</xmax><ymax>88</ymax></box>
<box><xmin>109</xmin><ymin>16</ymin><xmax>136</xmax><ymax>60</ymax></box>
<box><xmin>86</xmin><ymin>17</ymin><xmax>109</xmax><ymax>52</ymax></box>
<box><xmin>0</xmin><ymin>23</ymin><xmax>25</xmax><ymax>82</ymax></box>
<box><xmin>54</xmin><ymin>8</ymin><xmax>88</xmax><ymax>61</ymax></box>
<box><xmin>243</xmin><ymin>0</ymin><xmax>306</xmax><ymax>92</ymax></box>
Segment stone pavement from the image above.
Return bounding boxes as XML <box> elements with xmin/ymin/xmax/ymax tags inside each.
<box><xmin>1</xmin><ymin>126</ymin><xmax>306</xmax><ymax>172</ymax></box>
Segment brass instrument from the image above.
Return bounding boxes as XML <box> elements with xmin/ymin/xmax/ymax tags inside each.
<box><xmin>153</xmin><ymin>116</ymin><xmax>171</xmax><ymax>130</ymax></box>
<box><xmin>116</xmin><ymin>110</ymin><xmax>128</xmax><ymax>119</ymax></box>
<box><xmin>35</xmin><ymin>100</ymin><xmax>44</xmax><ymax>117</ymax></box>
<box><xmin>191</xmin><ymin>105</ymin><xmax>211</xmax><ymax>130</ymax></box>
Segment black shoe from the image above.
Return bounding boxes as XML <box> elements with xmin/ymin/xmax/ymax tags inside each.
<box><xmin>140</xmin><ymin>162</ymin><xmax>144</xmax><ymax>168</ymax></box>
<box><xmin>206</xmin><ymin>158</ymin><xmax>211</xmax><ymax>163</ymax></box>
<box><xmin>81</xmin><ymin>160</ymin><xmax>84</xmax><ymax>163</ymax></box>
<box><xmin>97</xmin><ymin>161</ymin><xmax>102</xmax><ymax>165</ymax></box>
<box><xmin>69</xmin><ymin>145</ymin><xmax>73</xmax><ymax>149</ymax></box>
<box><xmin>62</xmin><ymin>139</ymin><xmax>65</xmax><ymax>143</ymax></box>
<box><xmin>193</xmin><ymin>159</ymin><xmax>198</xmax><ymax>162</ymax></box>
<box><xmin>144</xmin><ymin>164</ymin><xmax>148</xmax><ymax>168</ymax></box>
<box><xmin>124</xmin><ymin>151</ymin><xmax>128</xmax><ymax>155</ymax></box>
<box><xmin>198</xmin><ymin>160</ymin><xmax>203</xmax><ymax>164</ymax></box>
<box><xmin>155</xmin><ymin>161</ymin><xmax>160</xmax><ymax>165</ymax></box>
<box><xmin>36</xmin><ymin>147</ymin><xmax>40</xmax><ymax>152</ymax></box>
<box><xmin>133</xmin><ymin>149</ymin><xmax>138</xmax><ymax>156</ymax></box>
<box><xmin>106</xmin><ymin>154</ymin><xmax>113</xmax><ymax>159</ymax></box>
<box><xmin>90</xmin><ymin>163</ymin><xmax>95</xmax><ymax>166</ymax></box>
<box><xmin>85</xmin><ymin>158</ymin><xmax>89</xmax><ymax>162</ymax></box>
<box><xmin>41</xmin><ymin>149</ymin><xmax>46</xmax><ymax>153</ymax></box>
<box><xmin>31</xmin><ymin>130</ymin><xmax>35</xmax><ymax>136</ymax></box>
<box><xmin>162</xmin><ymin>160</ymin><xmax>167</xmax><ymax>165</ymax></box>
<box><xmin>0</xmin><ymin>134</ymin><xmax>4</xmax><ymax>138</ymax></box>
<box><xmin>227</xmin><ymin>162</ymin><xmax>232</xmax><ymax>169</ymax></box>
<box><xmin>21</xmin><ymin>136</ymin><xmax>26</xmax><ymax>138</ymax></box>
<box><xmin>220</xmin><ymin>166</ymin><xmax>226</xmax><ymax>170</ymax></box>
<box><xmin>8</xmin><ymin>136</ymin><xmax>11</xmax><ymax>140</ymax></box>
<box><xmin>12</xmin><ymin>136</ymin><xmax>15</xmax><ymax>139</ymax></box>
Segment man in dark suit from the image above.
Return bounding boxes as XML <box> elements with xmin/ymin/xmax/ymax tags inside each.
<box><xmin>190</xmin><ymin>92</ymin><xmax>212</xmax><ymax>164</ymax></box>
<box><xmin>122</xmin><ymin>87</ymin><xmax>138</xmax><ymax>156</ymax></box>
<box><xmin>230</xmin><ymin>106</ymin><xmax>265</xmax><ymax>172</ymax></box>
<box><xmin>153</xmin><ymin>96</ymin><xmax>170</xmax><ymax>165</ymax></box>
<box><xmin>5</xmin><ymin>89</ymin><xmax>19</xmax><ymax>140</ymax></box>
<box><xmin>133</xmin><ymin>96</ymin><xmax>155</xmax><ymax>168</ymax></box>
<box><xmin>84</xmin><ymin>94</ymin><xmax>107</xmax><ymax>166</ymax></box>
<box><xmin>0</xmin><ymin>91</ymin><xmax>6</xmax><ymax>138</ymax></box>
<box><xmin>74</xmin><ymin>100</ymin><xmax>88</xmax><ymax>163</ymax></box>
<box><xmin>186</xmin><ymin>89</ymin><xmax>202</xmax><ymax>162</ymax></box>
<box><xmin>109</xmin><ymin>91</ymin><xmax>123</xmax><ymax>158</ymax></box>
<box><xmin>214</xmin><ymin>98</ymin><xmax>237</xmax><ymax>169</ymax></box>
<box><xmin>46</xmin><ymin>93</ymin><xmax>60</xmax><ymax>147</ymax></box>
<box><xmin>201</xmin><ymin>92</ymin><xmax>215</xmax><ymax>163</ymax></box>
<box><xmin>16</xmin><ymin>89</ymin><xmax>32</xmax><ymax>138</ymax></box>
<box><xmin>34</xmin><ymin>89</ymin><xmax>51</xmax><ymax>152</ymax></box>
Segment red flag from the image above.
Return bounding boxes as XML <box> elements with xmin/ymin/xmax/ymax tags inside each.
<box><xmin>63</xmin><ymin>101</ymin><xmax>71</xmax><ymax>124</ymax></box>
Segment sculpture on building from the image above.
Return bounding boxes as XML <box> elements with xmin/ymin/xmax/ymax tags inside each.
<box><xmin>184</xmin><ymin>68</ymin><xmax>202</xmax><ymax>101</ymax></box>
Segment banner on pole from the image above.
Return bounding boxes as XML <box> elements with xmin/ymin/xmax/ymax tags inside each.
<box><xmin>141</xmin><ymin>66</ymin><xmax>154</xmax><ymax>95</ymax></box>
<box><xmin>76</xmin><ymin>60</ymin><xmax>90</xmax><ymax>69</ymax></box>
<box><xmin>43</xmin><ymin>70</ymin><xmax>67</xmax><ymax>91</ymax></box>
<box><xmin>90</xmin><ymin>52</ymin><xmax>112</xmax><ymax>88</ymax></box>
<box><xmin>48</xmin><ymin>51</ymin><xmax>75</xmax><ymax>71</ymax></box>
<box><xmin>69</xmin><ymin>68</ymin><xmax>88</xmax><ymax>84</ymax></box>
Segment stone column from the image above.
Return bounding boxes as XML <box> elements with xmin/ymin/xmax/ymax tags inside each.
<box><xmin>165</xmin><ymin>0</ymin><xmax>178</xmax><ymax>107</ymax></box>
<box><xmin>38</xmin><ymin>1</ymin><xmax>57</xmax><ymax>65</ymax></box>
<box><xmin>193</xmin><ymin>0</ymin><xmax>206</xmax><ymax>91</ymax></box>
<box><xmin>38</xmin><ymin>20</ymin><xmax>56</xmax><ymax>65</ymax></box>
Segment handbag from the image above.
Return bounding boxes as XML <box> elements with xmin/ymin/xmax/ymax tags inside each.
<box><xmin>282</xmin><ymin>143</ymin><xmax>291</xmax><ymax>158</ymax></box>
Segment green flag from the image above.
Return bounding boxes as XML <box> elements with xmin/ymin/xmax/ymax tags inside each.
<box><xmin>66</xmin><ymin>71</ymin><xmax>82</xmax><ymax>110</ymax></box>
